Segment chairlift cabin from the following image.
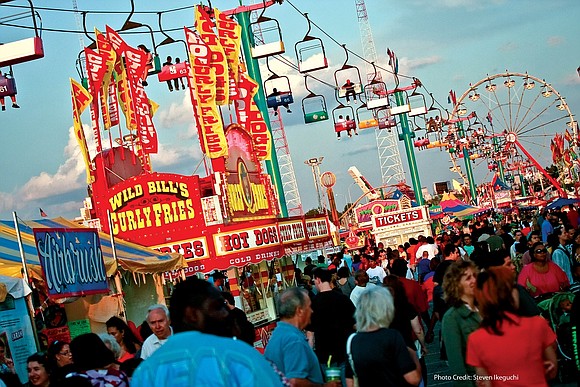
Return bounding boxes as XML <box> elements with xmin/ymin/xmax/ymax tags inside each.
<box><xmin>408</xmin><ymin>91</ymin><xmax>428</xmax><ymax>117</ymax></box>
<box><xmin>114</xmin><ymin>0</ymin><xmax>161</xmax><ymax>76</ymax></box>
<box><xmin>376</xmin><ymin>107</ymin><xmax>397</xmax><ymax>130</ymax></box>
<box><xmin>301</xmin><ymin>76</ymin><xmax>328</xmax><ymax>123</ymax></box>
<box><xmin>388</xmin><ymin>90</ymin><xmax>411</xmax><ymax>116</ymax></box>
<box><xmin>0</xmin><ymin>0</ymin><xmax>44</xmax><ymax>67</ymax></box>
<box><xmin>302</xmin><ymin>93</ymin><xmax>328</xmax><ymax>123</ymax></box>
<box><xmin>332</xmin><ymin>104</ymin><xmax>357</xmax><ymax>135</ymax></box>
<box><xmin>155</xmin><ymin>13</ymin><xmax>190</xmax><ymax>83</ymax></box>
<box><xmin>356</xmin><ymin>103</ymin><xmax>378</xmax><ymax>129</ymax></box>
<box><xmin>294</xmin><ymin>14</ymin><xmax>327</xmax><ymax>73</ymax></box>
<box><xmin>364</xmin><ymin>80</ymin><xmax>390</xmax><ymax>110</ymax></box>
<box><xmin>264</xmin><ymin>74</ymin><xmax>293</xmax><ymax>109</ymax></box>
<box><xmin>0</xmin><ymin>67</ymin><xmax>17</xmax><ymax>98</ymax></box>
<box><xmin>249</xmin><ymin>15</ymin><xmax>285</xmax><ymax>59</ymax></box>
<box><xmin>334</xmin><ymin>45</ymin><xmax>363</xmax><ymax>103</ymax></box>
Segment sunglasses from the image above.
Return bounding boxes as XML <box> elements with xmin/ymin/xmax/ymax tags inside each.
<box><xmin>535</xmin><ymin>248</ymin><xmax>548</xmax><ymax>254</ymax></box>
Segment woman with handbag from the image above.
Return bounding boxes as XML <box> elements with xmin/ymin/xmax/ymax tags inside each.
<box><xmin>345</xmin><ymin>285</ymin><xmax>421</xmax><ymax>386</ymax></box>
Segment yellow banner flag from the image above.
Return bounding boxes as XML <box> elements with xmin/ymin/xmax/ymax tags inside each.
<box><xmin>70</xmin><ymin>78</ymin><xmax>94</xmax><ymax>184</ymax></box>
<box><xmin>195</xmin><ymin>5</ymin><xmax>230</xmax><ymax>105</ymax></box>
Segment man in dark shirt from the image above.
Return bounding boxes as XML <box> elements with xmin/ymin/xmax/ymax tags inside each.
<box><xmin>307</xmin><ymin>268</ymin><xmax>356</xmax><ymax>384</ymax></box>
<box><xmin>303</xmin><ymin>257</ymin><xmax>317</xmax><ymax>277</ymax></box>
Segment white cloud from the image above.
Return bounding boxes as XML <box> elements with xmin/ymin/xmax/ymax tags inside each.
<box><xmin>156</xmin><ymin>92</ymin><xmax>195</xmax><ymax>128</ymax></box>
<box><xmin>20</xmin><ymin>126</ymin><xmax>87</xmax><ymax>201</ymax></box>
<box><xmin>547</xmin><ymin>36</ymin><xmax>564</xmax><ymax>46</ymax></box>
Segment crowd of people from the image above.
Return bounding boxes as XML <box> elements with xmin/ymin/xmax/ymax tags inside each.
<box><xmin>1</xmin><ymin>207</ymin><xmax>579</xmax><ymax>386</ymax></box>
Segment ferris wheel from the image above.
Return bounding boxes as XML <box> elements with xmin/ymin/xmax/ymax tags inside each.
<box><xmin>445</xmin><ymin>71</ymin><xmax>577</xmax><ymax>199</ymax></box>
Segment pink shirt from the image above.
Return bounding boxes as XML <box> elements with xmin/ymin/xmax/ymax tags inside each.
<box><xmin>517</xmin><ymin>262</ymin><xmax>569</xmax><ymax>297</ymax></box>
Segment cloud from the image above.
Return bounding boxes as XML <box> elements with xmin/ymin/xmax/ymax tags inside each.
<box><xmin>156</xmin><ymin>92</ymin><xmax>195</xmax><ymax>128</ymax></box>
<box><xmin>499</xmin><ymin>42</ymin><xmax>518</xmax><ymax>52</ymax></box>
<box><xmin>547</xmin><ymin>36</ymin><xmax>564</xmax><ymax>46</ymax></box>
<box><xmin>20</xmin><ymin>126</ymin><xmax>87</xmax><ymax>201</ymax></box>
<box><xmin>399</xmin><ymin>55</ymin><xmax>442</xmax><ymax>72</ymax></box>
<box><xmin>340</xmin><ymin>143</ymin><xmax>377</xmax><ymax>157</ymax></box>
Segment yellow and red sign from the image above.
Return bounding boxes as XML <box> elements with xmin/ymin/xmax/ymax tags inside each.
<box><xmin>185</xmin><ymin>27</ymin><xmax>228</xmax><ymax>159</ymax></box>
<box><xmin>195</xmin><ymin>5</ymin><xmax>229</xmax><ymax>105</ymax></box>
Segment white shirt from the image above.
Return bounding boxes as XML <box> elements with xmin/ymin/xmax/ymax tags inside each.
<box><xmin>366</xmin><ymin>266</ymin><xmax>386</xmax><ymax>285</ymax></box>
<box><xmin>140</xmin><ymin>327</ymin><xmax>173</xmax><ymax>359</ymax></box>
<box><xmin>350</xmin><ymin>283</ymin><xmax>375</xmax><ymax>307</ymax></box>
<box><xmin>415</xmin><ymin>243</ymin><xmax>439</xmax><ymax>259</ymax></box>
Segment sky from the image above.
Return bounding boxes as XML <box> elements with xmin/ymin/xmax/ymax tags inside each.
<box><xmin>0</xmin><ymin>0</ymin><xmax>579</xmax><ymax>220</ymax></box>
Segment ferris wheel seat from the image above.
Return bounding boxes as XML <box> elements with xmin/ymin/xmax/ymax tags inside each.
<box><xmin>414</xmin><ymin>138</ymin><xmax>430</xmax><ymax>147</ymax></box>
<box><xmin>250</xmin><ymin>41</ymin><xmax>285</xmax><ymax>59</ymax></box>
<box><xmin>0</xmin><ymin>36</ymin><xmax>44</xmax><ymax>67</ymax></box>
<box><xmin>0</xmin><ymin>77</ymin><xmax>16</xmax><ymax>97</ymax></box>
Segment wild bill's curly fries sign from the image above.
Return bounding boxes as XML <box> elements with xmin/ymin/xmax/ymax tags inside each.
<box><xmin>33</xmin><ymin>228</ymin><xmax>108</xmax><ymax>299</ymax></box>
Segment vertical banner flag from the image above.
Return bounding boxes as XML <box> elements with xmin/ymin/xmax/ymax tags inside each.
<box><xmin>185</xmin><ymin>27</ymin><xmax>228</xmax><ymax>158</ymax></box>
<box><xmin>106</xmin><ymin>26</ymin><xmax>137</xmax><ymax>131</ymax></box>
<box><xmin>124</xmin><ymin>45</ymin><xmax>158</xmax><ymax>155</ymax></box>
<box><xmin>70</xmin><ymin>78</ymin><xmax>94</xmax><ymax>183</ymax></box>
<box><xmin>95</xmin><ymin>28</ymin><xmax>117</xmax><ymax>130</ymax></box>
<box><xmin>235</xmin><ymin>73</ymin><xmax>272</xmax><ymax>161</ymax></box>
<box><xmin>214</xmin><ymin>8</ymin><xmax>242</xmax><ymax>100</ymax></box>
<box><xmin>195</xmin><ymin>5</ymin><xmax>229</xmax><ymax>105</ymax></box>
<box><xmin>84</xmin><ymin>47</ymin><xmax>108</xmax><ymax>153</ymax></box>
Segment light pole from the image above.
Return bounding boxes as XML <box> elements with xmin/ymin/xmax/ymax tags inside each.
<box><xmin>304</xmin><ymin>157</ymin><xmax>324</xmax><ymax>212</ymax></box>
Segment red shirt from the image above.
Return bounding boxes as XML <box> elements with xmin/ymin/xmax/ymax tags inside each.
<box><xmin>466</xmin><ymin>313</ymin><xmax>556</xmax><ymax>387</ymax></box>
<box><xmin>407</xmin><ymin>244</ymin><xmax>419</xmax><ymax>266</ymax></box>
<box><xmin>399</xmin><ymin>277</ymin><xmax>429</xmax><ymax>314</ymax></box>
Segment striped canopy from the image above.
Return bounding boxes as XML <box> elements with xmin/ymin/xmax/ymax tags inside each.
<box><xmin>0</xmin><ymin>217</ymin><xmax>185</xmax><ymax>278</ymax></box>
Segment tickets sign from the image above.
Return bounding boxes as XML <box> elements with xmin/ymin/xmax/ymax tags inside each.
<box><xmin>372</xmin><ymin>207</ymin><xmax>428</xmax><ymax>229</ymax></box>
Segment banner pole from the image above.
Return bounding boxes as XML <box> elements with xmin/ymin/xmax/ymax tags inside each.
<box><xmin>12</xmin><ymin>211</ymin><xmax>41</xmax><ymax>352</ymax></box>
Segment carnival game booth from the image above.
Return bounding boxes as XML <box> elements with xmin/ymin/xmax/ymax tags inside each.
<box><xmin>0</xmin><ymin>217</ymin><xmax>185</xmax><ymax>350</ymax></box>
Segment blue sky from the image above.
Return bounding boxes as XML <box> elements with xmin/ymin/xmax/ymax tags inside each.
<box><xmin>0</xmin><ymin>0</ymin><xmax>579</xmax><ymax>220</ymax></box>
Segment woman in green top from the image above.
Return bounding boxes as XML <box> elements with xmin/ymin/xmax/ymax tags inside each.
<box><xmin>441</xmin><ymin>261</ymin><xmax>481</xmax><ymax>386</ymax></box>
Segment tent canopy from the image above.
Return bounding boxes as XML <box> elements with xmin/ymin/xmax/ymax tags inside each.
<box><xmin>0</xmin><ymin>274</ymin><xmax>31</xmax><ymax>300</ymax></box>
<box><xmin>0</xmin><ymin>217</ymin><xmax>186</xmax><ymax>278</ymax></box>
<box><xmin>439</xmin><ymin>192</ymin><xmax>483</xmax><ymax>218</ymax></box>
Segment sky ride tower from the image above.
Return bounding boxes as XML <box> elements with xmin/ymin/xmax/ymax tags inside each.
<box><xmin>354</xmin><ymin>0</ymin><xmax>405</xmax><ymax>187</ymax></box>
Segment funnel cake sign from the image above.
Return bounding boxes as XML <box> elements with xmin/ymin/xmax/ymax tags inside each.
<box><xmin>33</xmin><ymin>228</ymin><xmax>108</xmax><ymax>299</ymax></box>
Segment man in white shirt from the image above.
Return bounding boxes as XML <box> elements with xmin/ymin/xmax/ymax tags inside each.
<box><xmin>415</xmin><ymin>236</ymin><xmax>439</xmax><ymax>260</ymax></box>
<box><xmin>350</xmin><ymin>270</ymin><xmax>375</xmax><ymax>307</ymax></box>
<box><xmin>140</xmin><ymin>304</ymin><xmax>173</xmax><ymax>359</ymax></box>
<box><xmin>366</xmin><ymin>257</ymin><xmax>386</xmax><ymax>285</ymax></box>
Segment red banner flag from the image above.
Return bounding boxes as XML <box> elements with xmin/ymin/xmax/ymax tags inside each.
<box><xmin>95</xmin><ymin>29</ymin><xmax>117</xmax><ymax>130</ymax></box>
